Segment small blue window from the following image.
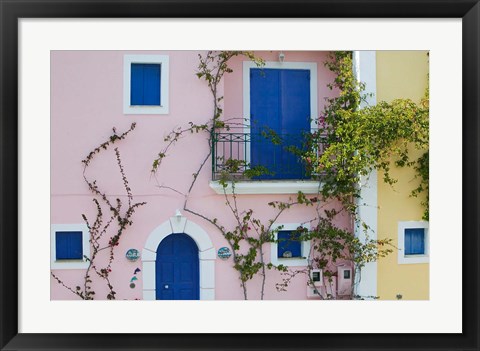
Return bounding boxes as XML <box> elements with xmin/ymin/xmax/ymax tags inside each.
<box><xmin>405</xmin><ymin>228</ymin><xmax>425</xmax><ymax>255</ymax></box>
<box><xmin>277</xmin><ymin>231</ymin><xmax>302</xmax><ymax>258</ymax></box>
<box><xmin>55</xmin><ymin>231</ymin><xmax>83</xmax><ymax>260</ymax></box>
<box><xmin>131</xmin><ymin>63</ymin><xmax>161</xmax><ymax>106</ymax></box>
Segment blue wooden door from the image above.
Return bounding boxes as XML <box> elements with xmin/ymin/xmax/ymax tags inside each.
<box><xmin>250</xmin><ymin>68</ymin><xmax>311</xmax><ymax>179</ymax></box>
<box><xmin>156</xmin><ymin>234</ymin><xmax>199</xmax><ymax>300</ymax></box>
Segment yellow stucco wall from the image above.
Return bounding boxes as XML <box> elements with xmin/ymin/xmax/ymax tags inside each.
<box><xmin>376</xmin><ymin>51</ymin><xmax>429</xmax><ymax>300</ymax></box>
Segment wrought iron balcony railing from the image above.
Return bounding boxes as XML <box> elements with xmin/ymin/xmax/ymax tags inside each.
<box><xmin>211</xmin><ymin>128</ymin><xmax>325</xmax><ymax>181</ymax></box>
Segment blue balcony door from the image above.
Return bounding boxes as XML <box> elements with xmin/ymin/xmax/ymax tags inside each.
<box><xmin>250</xmin><ymin>68</ymin><xmax>311</xmax><ymax>179</ymax></box>
<box><xmin>156</xmin><ymin>234</ymin><xmax>199</xmax><ymax>300</ymax></box>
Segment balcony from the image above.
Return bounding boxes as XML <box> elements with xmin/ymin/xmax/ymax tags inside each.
<box><xmin>209</xmin><ymin>128</ymin><xmax>325</xmax><ymax>195</ymax></box>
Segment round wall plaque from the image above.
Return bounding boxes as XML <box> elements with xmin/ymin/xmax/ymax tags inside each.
<box><xmin>125</xmin><ymin>248</ymin><xmax>140</xmax><ymax>262</ymax></box>
<box><xmin>217</xmin><ymin>247</ymin><xmax>232</xmax><ymax>260</ymax></box>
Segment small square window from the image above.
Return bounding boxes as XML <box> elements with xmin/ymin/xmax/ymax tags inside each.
<box><xmin>51</xmin><ymin>224</ymin><xmax>90</xmax><ymax>269</ymax></box>
<box><xmin>398</xmin><ymin>221</ymin><xmax>429</xmax><ymax>265</ymax></box>
<box><xmin>277</xmin><ymin>231</ymin><xmax>302</xmax><ymax>258</ymax></box>
<box><xmin>55</xmin><ymin>231</ymin><xmax>83</xmax><ymax>260</ymax></box>
<box><xmin>124</xmin><ymin>55</ymin><xmax>169</xmax><ymax>115</ymax></box>
<box><xmin>270</xmin><ymin>223</ymin><xmax>310</xmax><ymax>267</ymax></box>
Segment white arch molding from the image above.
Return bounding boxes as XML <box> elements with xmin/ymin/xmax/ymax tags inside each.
<box><xmin>141</xmin><ymin>216</ymin><xmax>216</xmax><ymax>300</ymax></box>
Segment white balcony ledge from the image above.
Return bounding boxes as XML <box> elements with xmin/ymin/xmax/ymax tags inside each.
<box><xmin>209</xmin><ymin>180</ymin><xmax>322</xmax><ymax>195</ymax></box>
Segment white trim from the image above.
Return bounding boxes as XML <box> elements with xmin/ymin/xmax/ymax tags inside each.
<box><xmin>199</xmin><ymin>247</ymin><xmax>216</xmax><ymax>260</ymax></box>
<box><xmin>123</xmin><ymin>54</ymin><xmax>169</xmax><ymax>115</ymax></box>
<box><xmin>170</xmin><ymin>215</ymin><xmax>187</xmax><ymax>234</ymax></box>
<box><xmin>144</xmin><ymin>220</ymin><xmax>173</xmax><ymax>252</ymax></box>
<box><xmin>270</xmin><ymin>223</ymin><xmax>311</xmax><ymax>267</ymax></box>
<box><xmin>142</xmin><ymin>290</ymin><xmax>155</xmax><ymax>300</ymax></box>
<box><xmin>141</xmin><ymin>249</ymin><xmax>156</xmax><ymax>262</ymax></box>
<box><xmin>200</xmin><ymin>288</ymin><xmax>215</xmax><ymax>300</ymax></box>
<box><xmin>241</xmin><ymin>60</ymin><xmax>318</xmax><ymax>186</ymax></box>
<box><xmin>200</xmin><ymin>261</ymin><xmax>215</xmax><ymax>288</ymax></box>
<box><xmin>398</xmin><ymin>221</ymin><xmax>429</xmax><ymax>264</ymax></box>
<box><xmin>51</xmin><ymin>224</ymin><xmax>90</xmax><ymax>270</ymax></box>
<box><xmin>352</xmin><ymin>51</ymin><xmax>378</xmax><ymax>298</ymax></box>
<box><xmin>142</xmin><ymin>261</ymin><xmax>156</xmax><ymax>290</ymax></box>
<box><xmin>209</xmin><ymin>180</ymin><xmax>322</xmax><ymax>195</ymax></box>
<box><xmin>142</xmin><ymin>216</ymin><xmax>216</xmax><ymax>300</ymax></box>
<box><xmin>183</xmin><ymin>220</ymin><xmax>216</xmax><ymax>252</ymax></box>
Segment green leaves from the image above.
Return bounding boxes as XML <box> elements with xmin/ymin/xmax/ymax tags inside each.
<box><xmin>308</xmin><ymin>51</ymin><xmax>429</xmax><ymax>217</ymax></box>
<box><xmin>411</xmin><ymin>151</ymin><xmax>429</xmax><ymax>220</ymax></box>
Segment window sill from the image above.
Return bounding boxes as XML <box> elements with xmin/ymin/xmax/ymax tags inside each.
<box><xmin>398</xmin><ymin>255</ymin><xmax>429</xmax><ymax>265</ymax></box>
<box><xmin>209</xmin><ymin>180</ymin><xmax>322</xmax><ymax>195</ymax></box>
<box><xmin>55</xmin><ymin>259</ymin><xmax>84</xmax><ymax>262</ymax></box>
<box><xmin>51</xmin><ymin>260</ymin><xmax>90</xmax><ymax>270</ymax></box>
<box><xmin>272</xmin><ymin>257</ymin><xmax>309</xmax><ymax>267</ymax></box>
<box><xmin>124</xmin><ymin>105</ymin><xmax>169</xmax><ymax>115</ymax></box>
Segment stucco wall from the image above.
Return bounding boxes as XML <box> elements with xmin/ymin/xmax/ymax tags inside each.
<box><xmin>50</xmin><ymin>50</ymin><xmax>347</xmax><ymax>300</ymax></box>
<box><xmin>375</xmin><ymin>51</ymin><xmax>429</xmax><ymax>300</ymax></box>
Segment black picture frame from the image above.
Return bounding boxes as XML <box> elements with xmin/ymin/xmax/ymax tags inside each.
<box><xmin>1</xmin><ymin>1</ymin><xmax>478</xmax><ymax>350</ymax></box>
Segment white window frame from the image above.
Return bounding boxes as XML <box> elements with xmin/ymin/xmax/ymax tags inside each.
<box><xmin>51</xmin><ymin>224</ymin><xmax>90</xmax><ymax>269</ymax></box>
<box><xmin>210</xmin><ymin>61</ymin><xmax>320</xmax><ymax>195</ymax></box>
<box><xmin>397</xmin><ymin>221</ymin><xmax>429</xmax><ymax>265</ymax></box>
<box><xmin>270</xmin><ymin>223</ymin><xmax>311</xmax><ymax>267</ymax></box>
<box><xmin>123</xmin><ymin>55</ymin><xmax>169</xmax><ymax>115</ymax></box>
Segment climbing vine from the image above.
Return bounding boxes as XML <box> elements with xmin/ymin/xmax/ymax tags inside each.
<box><xmin>306</xmin><ymin>51</ymin><xmax>429</xmax><ymax>216</ymax></box>
<box><xmin>151</xmin><ymin>50</ymin><xmax>428</xmax><ymax>299</ymax></box>
<box><xmin>51</xmin><ymin>123</ymin><xmax>146</xmax><ymax>300</ymax></box>
<box><xmin>152</xmin><ymin>51</ymin><xmax>293</xmax><ymax>299</ymax></box>
<box><xmin>280</xmin><ymin>51</ymin><xmax>429</xmax><ymax>296</ymax></box>
<box><xmin>411</xmin><ymin>151</ymin><xmax>429</xmax><ymax>220</ymax></box>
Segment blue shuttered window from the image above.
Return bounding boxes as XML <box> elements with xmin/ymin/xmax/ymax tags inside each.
<box><xmin>277</xmin><ymin>230</ymin><xmax>302</xmax><ymax>258</ymax></box>
<box><xmin>55</xmin><ymin>231</ymin><xmax>83</xmax><ymax>260</ymax></box>
<box><xmin>131</xmin><ymin>63</ymin><xmax>161</xmax><ymax>106</ymax></box>
<box><xmin>404</xmin><ymin>228</ymin><xmax>425</xmax><ymax>255</ymax></box>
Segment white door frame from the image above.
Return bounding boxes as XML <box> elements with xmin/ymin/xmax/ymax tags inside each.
<box><xmin>141</xmin><ymin>216</ymin><xmax>216</xmax><ymax>300</ymax></box>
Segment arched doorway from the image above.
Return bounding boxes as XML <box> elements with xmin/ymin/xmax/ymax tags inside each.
<box><xmin>142</xmin><ymin>216</ymin><xmax>216</xmax><ymax>300</ymax></box>
<box><xmin>156</xmin><ymin>234</ymin><xmax>199</xmax><ymax>300</ymax></box>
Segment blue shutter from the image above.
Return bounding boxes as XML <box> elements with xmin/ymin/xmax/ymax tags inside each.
<box><xmin>250</xmin><ymin>68</ymin><xmax>281</xmax><ymax>179</ymax></box>
<box><xmin>143</xmin><ymin>64</ymin><xmax>161</xmax><ymax>105</ymax></box>
<box><xmin>277</xmin><ymin>231</ymin><xmax>302</xmax><ymax>258</ymax></box>
<box><xmin>56</xmin><ymin>231</ymin><xmax>83</xmax><ymax>260</ymax></box>
<box><xmin>405</xmin><ymin>228</ymin><xmax>425</xmax><ymax>255</ymax></box>
<box><xmin>280</xmin><ymin>69</ymin><xmax>310</xmax><ymax>178</ymax></box>
<box><xmin>131</xmin><ymin>64</ymin><xmax>145</xmax><ymax>105</ymax></box>
<box><xmin>250</xmin><ymin>68</ymin><xmax>310</xmax><ymax>179</ymax></box>
<box><xmin>131</xmin><ymin>63</ymin><xmax>161</xmax><ymax>106</ymax></box>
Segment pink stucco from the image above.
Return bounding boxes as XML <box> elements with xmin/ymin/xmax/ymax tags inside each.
<box><xmin>51</xmin><ymin>50</ymin><xmax>348</xmax><ymax>300</ymax></box>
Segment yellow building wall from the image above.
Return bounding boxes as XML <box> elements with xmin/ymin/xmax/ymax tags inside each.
<box><xmin>376</xmin><ymin>51</ymin><xmax>429</xmax><ymax>300</ymax></box>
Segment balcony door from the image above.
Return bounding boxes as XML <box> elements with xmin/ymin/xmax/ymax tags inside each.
<box><xmin>250</xmin><ymin>68</ymin><xmax>311</xmax><ymax>179</ymax></box>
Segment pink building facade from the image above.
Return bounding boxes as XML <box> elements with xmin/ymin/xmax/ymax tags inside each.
<box><xmin>50</xmin><ymin>50</ymin><xmax>351</xmax><ymax>300</ymax></box>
